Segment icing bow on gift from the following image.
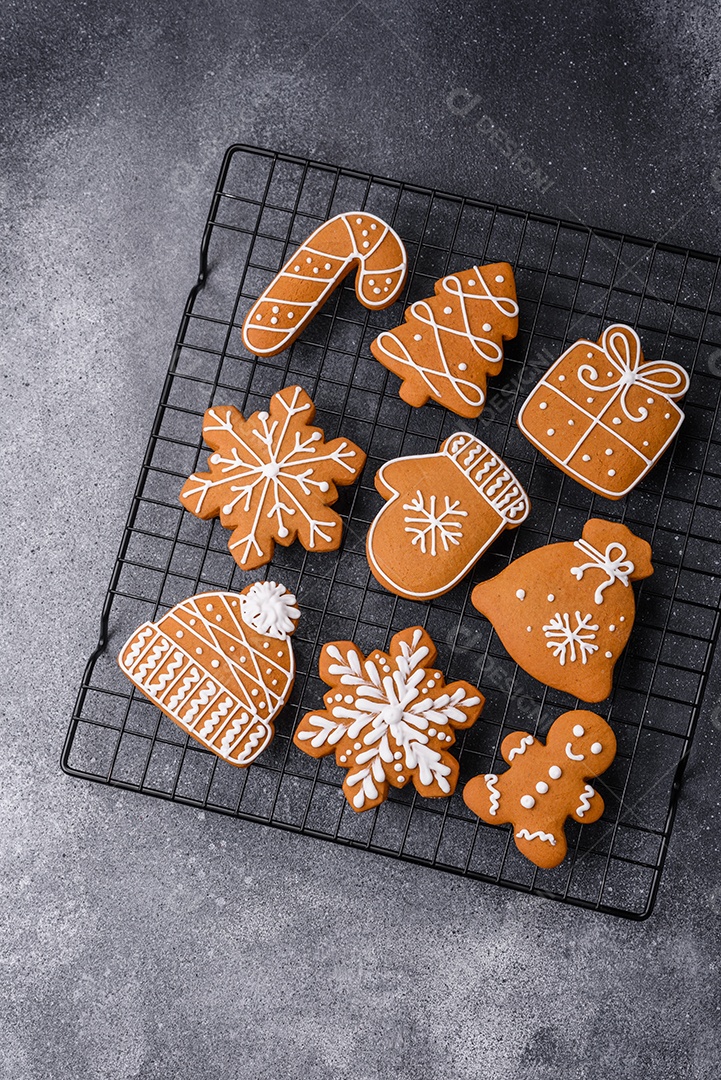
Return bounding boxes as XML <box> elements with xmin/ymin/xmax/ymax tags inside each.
<box><xmin>577</xmin><ymin>325</ymin><xmax>690</xmax><ymax>422</ymax></box>
<box><xmin>570</xmin><ymin>538</ymin><xmax>636</xmax><ymax>604</ymax></box>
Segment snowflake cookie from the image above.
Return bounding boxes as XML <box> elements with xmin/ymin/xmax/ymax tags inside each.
<box><xmin>118</xmin><ymin>583</ymin><xmax>300</xmax><ymax>767</ymax></box>
<box><xmin>366</xmin><ymin>432</ymin><xmax>529</xmax><ymax>599</ymax></box>
<box><xmin>180</xmin><ymin>385</ymin><xmax>366</xmax><ymax>569</ymax></box>
<box><xmin>471</xmin><ymin>518</ymin><xmax>653</xmax><ymax>702</ymax></box>
<box><xmin>463</xmin><ymin>710</ymin><xmax>617</xmax><ymax>868</ymax></box>
<box><xmin>293</xmin><ymin>627</ymin><xmax>484</xmax><ymax>811</ymax></box>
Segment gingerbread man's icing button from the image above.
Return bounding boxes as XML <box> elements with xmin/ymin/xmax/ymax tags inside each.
<box><xmin>366</xmin><ymin>433</ymin><xmax>530</xmax><ymax>600</ymax></box>
<box><xmin>370</xmin><ymin>262</ymin><xmax>519</xmax><ymax>419</ymax></box>
<box><xmin>471</xmin><ymin>517</ymin><xmax>653</xmax><ymax>702</ymax></box>
<box><xmin>117</xmin><ymin>584</ymin><xmax>299</xmax><ymax>768</ymax></box>
<box><xmin>463</xmin><ymin>710</ymin><xmax>617</xmax><ymax>868</ymax></box>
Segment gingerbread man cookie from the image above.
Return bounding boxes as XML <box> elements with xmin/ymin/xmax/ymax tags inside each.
<box><xmin>242</xmin><ymin>212</ymin><xmax>407</xmax><ymax>356</ymax></box>
<box><xmin>370</xmin><ymin>262</ymin><xmax>519</xmax><ymax>418</ymax></box>
<box><xmin>180</xmin><ymin>385</ymin><xmax>366</xmax><ymax>570</ymax></box>
<box><xmin>517</xmin><ymin>324</ymin><xmax>689</xmax><ymax>499</ymax></box>
<box><xmin>294</xmin><ymin>627</ymin><xmax>484</xmax><ymax>811</ymax></box>
<box><xmin>366</xmin><ymin>432</ymin><xmax>530</xmax><ymax>600</ymax></box>
<box><xmin>463</xmin><ymin>710</ymin><xmax>616</xmax><ymax>868</ymax></box>
<box><xmin>471</xmin><ymin>518</ymin><xmax>653</xmax><ymax>702</ymax></box>
<box><xmin>118</xmin><ymin>583</ymin><xmax>300</xmax><ymax>767</ymax></box>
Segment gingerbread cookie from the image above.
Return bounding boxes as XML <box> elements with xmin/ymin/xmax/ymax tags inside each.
<box><xmin>471</xmin><ymin>518</ymin><xmax>653</xmax><ymax>702</ymax></box>
<box><xmin>366</xmin><ymin>432</ymin><xmax>530</xmax><ymax>600</ymax></box>
<box><xmin>463</xmin><ymin>710</ymin><xmax>616</xmax><ymax>868</ymax></box>
<box><xmin>242</xmin><ymin>212</ymin><xmax>407</xmax><ymax>356</ymax></box>
<box><xmin>517</xmin><ymin>324</ymin><xmax>689</xmax><ymax>499</ymax></box>
<box><xmin>118</xmin><ymin>583</ymin><xmax>300</xmax><ymax>766</ymax></box>
<box><xmin>370</xmin><ymin>262</ymin><xmax>519</xmax><ymax>418</ymax></box>
<box><xmin>180</xmin><ymin>385</ymin><xmax>366</xmax><ymax>570</ymax></box>
<box><xmin>294</xmin><ymin>626</ymin><xmax>484</xmax><ymax>811</ymax></box>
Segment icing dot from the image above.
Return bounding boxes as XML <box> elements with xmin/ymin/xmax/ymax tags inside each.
<box><xmin>444</xmin><ymin>306</ymin><xmax>453</xmax><ymax>314</ymax></box>
<box><xmin>325</xmin><ymin>263</ymin><xmax>332</xmax><ymax>270</ymax></box>
<box><xmin>607</xmin><ymin>371</ymin><xmax>613</xmax><ymax>377</ymax></box>
<box><xmin>205</xmin><ymin>604</ymin><xmax>213</xmax><ymax>612</ymax></box>
<box><xmin>195</xmin><ymin>648</ymin><xmax>202</xmax><ymax>655</ymax></box>
<box><xmin>394</xmin><ymin>752</ymin><xmax>402</xmax><ymax>760</ymax></box>
<box><xmin>356</xmin><ymin>217</ymin><xmax>362</xmax><ymax>224</ymax></box>
<box><xmin>547</xmin><ymin>594</ymin><xmax>555</xmax><ymax>602</ymax></box>
<box><xmin>608</xmin><ymin>469</ymin><xmax>616</xmax><ymax>476</ymax></box>
<box><xmin>536</xmin><ymin>781</ymin><xmax>549</xmax><ymax>794</ymax></box>
<box><xmin>176</xmin><ymin>631</ymin><xmax>183</xmax><ymax>639</ymax></box>
<box><xmin>495</xmin><ymin>275</ymin><xmax>505</xmax><ymax>283</ymax></box>
<box><xmin>339</xmin><ymin>755</ymin><xmax>347</xmax><ymax>763</ymax></box>
<box><xmin>397</xmin><ymin>776</ymin><xmax>406</xmax><ymax>783</ymax></box>
<box><xmin>516</xmin><ymin>589</ymin><xmax>526</xmax><ymax>600</ymax></box>
<box><xmin>272</xmin><ymin>305</ymin><xmax>279</xmax><ymax>314</ymax></box>
<box><xmin>664</xmin><ymin>412</ymin><xmax>670</xmax><ymax>419</ymax></box>
<box><xmin>210</xmin><ymin>659</ymin><xmax>220</xmax><ymax>668</ymax></box>
<box><xmin>591</xmin><ymin>742</ymin><xmax>603</xmax><ymax>755</ymax></box>
<box><xmin>620</xmin><ymin>616</ymin><xmax>625</xmax><ymax>622</ymax></box>
<box><xmin>354</xmin><ymin>742</ymin><xmax>362</xmax><ymax>750</ymax></box>
<box><xmin>344</xmin><ymin>695</ymin><xmax>354</xmax><ymax>703</ymax></box>
<box><xmin>609</xmin><ymin>624</ymin><xmax>616</xmax><ymax>632</ymax></box>
<box><xmin>482</xmin><ymin>322</ymin><xmax>492</xmax><ymax>332</ymax></box>
<box><xmin>605</xmin><ymin>448</ymin><xmax>614</xmax><ymax>456</ymax></box>
<box><xmin>413</xmin><ymin>334</ymin><xmax>422</xmax><ymax>341</ymax></box>
<box><xmin>558</xmin><ymin>375</ymin><xmax>566</xmax><ymax>382</ymax></box>
<box><xmin>373</xmin><ymin>288</ymin><xmax>381</xmax><ymax>294</ymax></box>
<box><xmin>549</xmin><ymin>765</ymin><xmax>562</xmax><ymax>780</ymax></box>
<box><xmin>362</xmin><ymin>229</ymin><xmax>368</xmax><ymax>237</ymax></box>
<box><xmin>368</xmin><ymin>279</ymin><xmax>375</xmax><ymax>286</ymax></box>
<box><xmin>428</xmin><ymin>728</ymin><xmax>437</xmax><ymax>737</ymax></box>
<box><xmin>605</xmin><ymin>651</ymin><xmax>613</xmax><ymax>658</ymax></box>
<box><xmin>240</xmin><ymin>656</ymin><xmax>246</xmax><ymax>663</ymax></box>
<box><xmin>520</xmin><ymin>795</ymin><xmax>536</xmax><ymax>809</ymax></box>
<box><xmin>539</xmin><ymin>402</ymin><xmax>548</xmax><ymax>410</ymax></box>
<box><xmin>613</xmin><ymin>417</ymin><xmax>621</xmax><ymax>425</ymax></box>
<box><xmin>642</xmin><ymin>440</ymin><xmax>649</xmax><ymax>447</ymax></box>
<box><xmin>215</xmin><ymin>614</ymin><xmax>222</xmax><ymax>622</ymax></box>
<box><xmin>587</xmin><ymin>397</ymin><xmax>594</xmax><ymax>403</ymax></box>
<box><xmin>288</xmin><ymin>312</ymin><xmax>294</xmax><ymax>319</ymax></box>
<box><xmin>255</xmin><ymin>314</ymin><xmax>262</xmax><ymax>322</ymax></box>
<box><xmin>587</xmin><ymin>351</ymin><xmax>594</xmax><ymax>358</ymax></box>
<box><xmin>294</xmin><ymin>265</ymin><xmax>300</xmax><ymax>272</ymax></box>
<box><xmin>334</xmin><ymin>694</ymin><xmax>343</xmax><ymax>702</ymax></box>
<box><xmin>210</xmin><ymin>453</ymin><xmax>222</xmax><ymax>464</ymax></box>
<box><xmin>371</xmin><ymin>223</ymin><xmax>377</xmax><ymax>230</ymax></box>
<box><xmin>458</xmin><ymin>363</ymin><xmax>467</xmax><ymax>371</ymax></box>
<box><xmin>306</xmin><ymin>256</ymin><xmax>312</xmax><ymax>263</ymax></box>
<box><xmin>647</xmin><ymin>397</ymin><xmax>654</xmax><ymax>404</ymax></box>
<box><xmin>582</xmin><ymin>454</ymin><xmax>591</xmax><ymax>462</ymax></box>
<box><xmin>385</xmin><ymin>277</ymin><xmax>392</xmax><ymax>284</ymax></box>
<box><xmin>573</xmin><ymin>725</ymin><xmax>585</xmax><ymax>737</ymax></box>
<box><xmin>362</xmin><ymin>241</ymin><xmax>369</xmax><ymax>248</ymax></box>
<box><xmin>277</xmin><ymin>651</ymin><xmax>283</xmax><ymax>657</ymax></box>
<box><xmin>230</xmin><ymin>646</ymin><xmax>235</xmax><ymax>652</ymax></box>
<box><xmin>527</xmin><ymin>625</ymin><xmax>532</xmax><ymax>632</ymax></box>
<box><xmin>394</xmin><ymin>762</ymin><xmax>403</xmax><ymax>771</ymax></box>
<box><xmin>189</xmin><ymin>619</ymin><xmax>196</xmax><ymax>626</ymax></box>
<box><xmin>251</xmin><ymin>688</ymin><xmax>258</xmax><ymax>696</ymax></box>
<box><xmin>547</xmin><ymin>428</ymin><xmax>555</xmax><ymax>436</ymax></box>
<box><xmin>568</xmin><ymin>419</ymin><xmax>574</xmax><ymax>426</ymax></box>
<box><xmin>434</xmin><ymin>673</ymin><xmax>442</xmax><ymax>680</ymax></box>
<box><xmin>263</xmin><ymin>642</ymin><xmax>269</xmax><ymax>649</ymax></box>
<box><xmin>468</xmin><ymin>279</ymin><xmax>476</xmax><ymax>286</ymax></box>
<box><xmin>312</xmin><ymin>267</ymin><xmax>319</xmax><ymax>274</ymax></box>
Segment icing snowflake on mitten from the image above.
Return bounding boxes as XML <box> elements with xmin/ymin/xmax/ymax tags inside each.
<box><xmin>294</xmin><ymin>627</ymin><xmax>484</xmax><ymax>811</ymax></box>
<box><xmin>463</xmin><ymin>710</ymin><xmax>617</xmax><ymax>868</ymax></box>
<box><xmin>180</xmin><ymin>385</ymin><xmax>366</xmax><ymax>569</ymax></box>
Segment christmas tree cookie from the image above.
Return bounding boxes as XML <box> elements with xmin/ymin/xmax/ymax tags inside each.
<box><xmin>463</xmin><ymin>710</ymin><xmax>617</xmax><ymax>868</ymax></box>
<box><xmin>370</xmin><ymin>262</ymin><xmax>519</xmax><ymax>418</ymax></box>
<box><xmin>471</xmin><ymin>518</ymin><xmax>653</xmax><ymax>702</ymax></box>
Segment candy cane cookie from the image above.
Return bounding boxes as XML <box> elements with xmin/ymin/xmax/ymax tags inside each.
<box><xmin>242</xmin><ymin>212</ymin><xmax>407</xmax><ymax>356</ymax></box>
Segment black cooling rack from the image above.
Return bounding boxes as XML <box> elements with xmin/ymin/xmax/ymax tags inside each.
<box><xmin>62</xmin><ymin>144</ymin><xmax>721</xmax><ymax>919</ymax></box>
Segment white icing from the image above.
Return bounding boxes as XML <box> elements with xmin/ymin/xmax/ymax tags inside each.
<box><xmin>403</xmin><ymin>491</ymin><xmax>467</xmax><ymax>555</ymax></box>
<box><xmin>543</xmin><ymin>611</ymin><xmax>599</xmax><ymax>665</ymax></box>
<box><xmin>508</xmin><ymin>734</ymin><xmax>534</xmax><ymax>760</ymax></box>
<box><xmin>572</xmin><ymin>724</ymin><xmax>585</xmax><ymax>737</ymax></box>
<box><xmin>240</xmin><ymin>581</ymin><xmax>300</xmax><ymax>639</ymax></box>
<box><xmin>485</xmin><ymin>773</ymin><xmax>501</xmax><ymax>816</ymax></box>
<box><xmin>549</xmin><ymin>765</ymin><xmax>562</xmax><ymax>779</ymax></box>
<box><xmin>535</xmin><ymin>781</ymin><xmax>549</xmax><ymax>794</ymax></box>
<box><xmin>516</xmin><ymin>829</ymin><xmax>556</xmax><ymax>845</ymax></box>
<box><xmin>565</xmin><ymin>742</ymin><xmax>585</xmax><ymax>761</ymax></box>
<box><xmin>516</xmin><ymin>589</ymin><xmax>526</xmax><ymax>600</ymax></box>
<box><xmin>570</xmin><ymin>538</ymin><xmax>635</xmax><ymax>603</ymax></box>
<box><xmin>575</xmin><ymin>783</ymin><xmax>596</xmax><ymax>818</ymax></box>
<box><xmin>520</xmin><ymin>794</ymin><xmax>535</xmax><ymax>809</ymax></box>
<box><xmin>590</xmin><ymin>741</ymin><xmax>603</xmax><ymax>754</ymax></box>
<box><xmin>242</xmin><ymin>212</ymin><xmax>407</xmax><ymax>356</ymax></box>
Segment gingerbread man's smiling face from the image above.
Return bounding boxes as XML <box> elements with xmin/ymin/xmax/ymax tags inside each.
<box><xmin>546</xmin><ymin>710</ymin><xmax>617</xmax><ymax>775</ymax></box>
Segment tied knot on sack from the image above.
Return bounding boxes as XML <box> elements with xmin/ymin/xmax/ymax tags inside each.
<box><xmin>576</xmin><ymin>325</ymin><xmax>689</xmax><ymax>423</ymax></box>
<box><xmin>570</xmin><ymin>539</ymin><xmax>636</xmax><ymax>604</ymax></box>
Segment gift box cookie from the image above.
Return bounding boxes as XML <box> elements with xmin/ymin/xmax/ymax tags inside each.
<box><xmin>118</xmin><ymin>583</ymin><xmax>299</xmax><ymax>766</ymax></box>
<box><xmin>517</xmin><ymin>324</ymin><xmax>689</xmax><ymax>499</ymax></box>
<box><xmin>366</xmin><ymin>432</ymin><xmax>530</xmax><ymax>600</ymax></box>
<box><xmin>370</xmin><ymin>262</ymin><xmax>519</xmax><ymax>418</ymax></box>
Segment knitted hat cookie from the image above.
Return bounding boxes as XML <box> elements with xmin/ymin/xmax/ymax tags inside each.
<box><xmin>366</xmin><ymin>432</ymin><xmax>530</xmax><ymax>600</ymax></box>
<box><xmin>242</xmin><ymin>212</ymin><xmax>407</xmax><ymax>357</ymax></box>
<box><xmin>370</xmin><ymin>262</ymin><xmax>519</xmax><ymax>418</ymax></box>
<box><xmin>517</xmin><ymin>324</ymin><xmax>689</xmax><ymax>499</ymax></box>
<box><xmin>471</xmin><ymin>518</ymin><xmax>653</xmax><ymax>702</ymax></box>
<box><xmin>118</xmin><ymin>583</ymin><xmax>299</xmax><ymax>766</ymax></box>
<box><xmin>294</xmin><ymin>626</ymin><xmax>484</xmax><ymax>811</ymax></box>
<box><xmin>180</xmin><ymin>385</ymin><xmax>366</xmax><ymax>570</ymax></box>
<box><xmin>463</xmin><ymin>710</ymin><xmax>617</xmax><ymax>868</ymax></box>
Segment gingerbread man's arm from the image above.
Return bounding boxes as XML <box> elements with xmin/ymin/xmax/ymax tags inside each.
<box><xmin>570</xmin><ymin>782</ymin><xmax>605</xmax><ymax>825</ymax></box>
<box><xmin>500</xmin><ymin>730</ymin><xmax>542</xmax><ymax>766</ymax></box>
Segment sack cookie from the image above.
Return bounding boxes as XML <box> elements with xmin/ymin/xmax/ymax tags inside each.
<box><xmin>471</xmin><ymin>518</ymin><xmax>653</xmax><ymax>702</ymax></box>
<box><xmin>118</xmin><ymin>583</ymin><xmax>300</xmax><ymax>766</ymax></box>
<box><xmin>366</xmin><ymin>432</ymin><xmax>530</xmax><ymax>600</ymax></box>
<box><xmin>517</xmin><ymin>324</ymin><xmax>689</xmax><ymax>499</ymax></box>
<box><xmin>180</xmin><ymin>385</ymin><xmax>366</xmax><ymax>570</ymax></box>
<box><xmin>242</xmin><ymin>212</ymin><xmax>407</xmax><ymax>356</ymax></box>
<box><xmin>370</xmin><ymin>262</ymin><xmax>519</xmax><ymax>418</ymax></box>
<box><xmin>294</xmin><ymin>626</ymin><xmax>484</xmax><ymax>811</ymax></box>
<box><xmin>463</xmin><ymin>710</ymin><xmax>616</xmax><ymax>868</ymax></box>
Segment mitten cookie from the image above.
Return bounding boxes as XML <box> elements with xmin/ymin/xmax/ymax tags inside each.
<box><xmin>366</xmin><ymin>432</ymin><xmax>530</xmax><ymax>600</ymax></box>
<box><xmin>180</xmin><ymin>385</ymin><xmax>366</xmax><ymax>570</ymax></box>
<box><xmin>471</xmin><ymin>518</ymin><xmax>653</xmax><ymax>702</ymax></box>
<box><xmin>294</xmin><ymin>627</ymin><xmax>484</xmax><ymax>811</ymax></box>
<box><xmin>242</xmin><ymin>212</ymin><xmax>407</xmax><ymax>356</ymax></box>
<box><xmin>463</xmin><ymin>710</ymin><xmax>616</xmax><ymax>868</ymax></box>
<box><xmin>118</xmin><ymin>583</ymin><xmax>300</xmax><ymax>766</ymax></box>
<box><xmin>517</xmin><ymin>324</ymin><xmax>689</xmax><ymax>499</ymax></box>
<box><xmin>370</xmin><ymin>262</ymin><xmax>519</xmax><ymax>418</ymax></box>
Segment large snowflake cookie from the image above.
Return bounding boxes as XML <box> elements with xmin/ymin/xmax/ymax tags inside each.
<box><xmin>293</xmin><ymin>627</ymin><xmax>484</xmax><ymax>811</ymax></box>
<box><xmin>242</xmin><ymin>212</ymin><xmax>407</xmax><ymax>357</ymax></box>
<box><xmin>463</xmin><ymin>710</ymin><xmax>617</xmax><ymax>868</ymax></box>
<box><xmin>370</xmin><ymin>262</ymin><xmax>519</xmax><ymax>418</ymax></box>
<box><xmin>366</xmin><ymin>432</ymin><xmax>530</xmax><ymax>599</ymax></box>
<box><xmin>517</xmin><ymin>324</ymin><xmax>689</xmax><ymax>499</ymax></box>
<box><xmin>118</xmin><ymin>583</ymin><xmax>300</xmax><ymax>767</ymax></box>
<box><xmin>471</xmin><ymin>518</ymin><xmax>653</xmax><ymax>702</ymax></box>
<box><xmin>180</xmin><ymin>385</ymin><xmax>366</xmax><ymax>569</ymax></box>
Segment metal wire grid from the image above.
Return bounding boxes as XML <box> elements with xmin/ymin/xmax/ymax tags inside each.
<box><xmin>62</xmin><ymin>144</ymin><xmax>721</xmax><ymax>919</ymax></box>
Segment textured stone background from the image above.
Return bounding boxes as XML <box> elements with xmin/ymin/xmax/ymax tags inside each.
<box><xmin>3</xmin><ymin>2</ymin><xmax>721</xmax><ymax>1077</ymax></box>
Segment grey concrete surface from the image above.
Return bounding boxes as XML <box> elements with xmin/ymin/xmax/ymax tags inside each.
<box><xmin>3</xmin><ymin>2</ymin><xmax>721</xmax><ymax>1077</ymax></box>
